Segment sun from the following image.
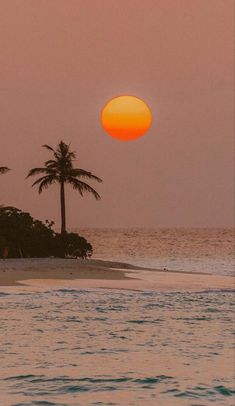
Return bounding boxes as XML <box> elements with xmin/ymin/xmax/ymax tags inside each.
<box><xmin>101</xmin><ymin>95</ymin><xmax>152</xmax><ymax>141</ymax></box>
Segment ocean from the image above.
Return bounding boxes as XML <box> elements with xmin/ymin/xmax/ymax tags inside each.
<box><xmin>0</xmin><ymin>228</ymin><xmax>234</xmax><ymax>405</ymax></box>
<box><xmin>79</xmin><ymin>228</ymin><xmax>235</xmax><ymax>275</ymax></box>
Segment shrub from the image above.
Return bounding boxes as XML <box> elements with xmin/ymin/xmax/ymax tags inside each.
<box><xmin>53</xmin><ymin>233</ymin><xmax>93</xmax><ymax>259</ymax></box>
<box><xmin>0</xmin><ymin>206</ymin><xmax>92</xmax><ymax>259</ymax></box>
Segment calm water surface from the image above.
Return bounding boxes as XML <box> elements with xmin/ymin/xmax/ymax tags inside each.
<box><xmin>79</xmin><ymin>228</ymin><xmax>235</xmax><ymax>275</ymax></box>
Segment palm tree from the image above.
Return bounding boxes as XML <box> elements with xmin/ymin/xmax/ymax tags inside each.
<box><xmin>27</xmin><ymin>141</ymin><xmax>102</xmax><ymax>234</ymax></box>
<box><xmin>0</xmin><ymin>167</ymin><xmax>10</xmax><ymax>175</ymax></box>
<box><xmin>0</xmin><ymin>167</ymin><xmax>10</xmax><ymax>213</ymax></box>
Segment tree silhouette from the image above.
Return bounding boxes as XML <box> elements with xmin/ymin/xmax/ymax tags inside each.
<box><xmin>27</xmin><ymin>141</ymin><xmax>102</xmax><ymax>234</ymax></box>
<box><xmin>0</xmin><ymin>166</ymin><xmax>10</xmax><ymax>175</ymax></box>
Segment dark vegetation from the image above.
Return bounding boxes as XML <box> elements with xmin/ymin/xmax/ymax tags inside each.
<box><xmin>0</xmin><ymin>141</ymin><xmax>102</xmax><ymax>259</ymax></box>
<box><xmin>0</xmin><ymin>167</ymin><xmax>10</xmax><ymax>175</ymax></box>
<box><xmin>0</xmin><ymin>207</ymin><xmax>92</xmax><ymax>259</ymax></box>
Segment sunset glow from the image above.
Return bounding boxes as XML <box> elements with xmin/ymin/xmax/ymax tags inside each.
<box><xmin>101</xmin><ymin>96</ymin><xmax>152</xmax><ymax>141</ymax></box>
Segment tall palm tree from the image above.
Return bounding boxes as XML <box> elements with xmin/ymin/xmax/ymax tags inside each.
<box><xmin>27</xmin><ymin>141</ymin><xmax>102</xmax><ymax>234</ymax></box>
<box><xmin>0</xmin><ymin>167</ymin><xmax>10</xmax><ymax>175</ymax></box>
<box><xmin>0</xmin><ymin>167</ymin><xmax>10</xmax><ymax>212</ymax></box>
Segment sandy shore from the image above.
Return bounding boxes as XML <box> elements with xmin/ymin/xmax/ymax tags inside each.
<box><xmin>0</xmin><ymin>258</ymin><xmax>138</xmax><ymax>286</ymax></box>
<box><xmin>0</xmin><ymin>258</ymin><xmax>234</xmax><ymax>292</ymax></box>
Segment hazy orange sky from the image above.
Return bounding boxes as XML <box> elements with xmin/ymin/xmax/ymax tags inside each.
<box><xmin>0</xmin><ymin>0</ymin><xmax>234</xmax><ymax>228</ymax></box>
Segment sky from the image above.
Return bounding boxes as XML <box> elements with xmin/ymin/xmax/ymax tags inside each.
<box><xmin>0</xmin><ymin>0</ymin><xmax>234</xmax><ymax>228</ymax></box>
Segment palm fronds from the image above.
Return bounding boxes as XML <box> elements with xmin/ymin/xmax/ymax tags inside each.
<box><xmin>27</xmin><ymin>141</ymin><xmax>102</xmax><ymax>233</ymax></box>
<box><xmin>0</xmin><ymin>166</ymin><xmax>10</xmax><ymax>175</ymax></box>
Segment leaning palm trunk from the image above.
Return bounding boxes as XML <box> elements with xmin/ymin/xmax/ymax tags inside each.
<box><xmin>27</xmin><ymin>141</ymin><xmax>102</xmax><ymax>235</ymax></box>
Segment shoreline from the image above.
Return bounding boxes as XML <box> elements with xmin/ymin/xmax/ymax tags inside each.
<box><xmin>0</xmin><ymin>258</ymin><xmax>234</xmax><ymax>292</ymax></box>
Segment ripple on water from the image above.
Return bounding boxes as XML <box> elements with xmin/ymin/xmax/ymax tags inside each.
<box><xmin>5</xmin><ymin>374</ymin><xmax>175</xmax><ymax>394</ymax></box>
<box><xmin>0</xmin><ymin>291</ymin><xmax>12</xmax><ymax>298</ymax></box>
<box><xmin>13</xmin><ymin>402</ymin><xmax>67</xmax><ymax>406</ymax></box>
<box><xmin>0</xmin><ymin>289</ymin><xmax>234</xmax><ymax>405</ymax></box>
<box><xmin>171</xmin><ymin>384</ymin><xmax>235</xmax><ymax>399</ymax></box>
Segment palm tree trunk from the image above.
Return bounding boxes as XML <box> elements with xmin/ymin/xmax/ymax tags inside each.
<box><xmin>60</xmin><ymin>181</ymin><xmax>66</xmax><ymax>234</ymax></box>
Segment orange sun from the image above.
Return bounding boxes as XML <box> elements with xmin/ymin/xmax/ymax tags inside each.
<box><xmin>101</xmin><ymin>95</ymin><xmax>152</xmax><ymax>141</ymax></box>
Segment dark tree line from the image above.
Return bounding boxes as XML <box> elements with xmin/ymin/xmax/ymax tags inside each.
<box><xmin>0</xmin><ymin>141</ymin><xmax>102</xmax><ymax>259</ymax></box>
<box><xmin>0</xmin><ymin>207</ymin><xmax>92</xmax><ymax>259</ymax></box>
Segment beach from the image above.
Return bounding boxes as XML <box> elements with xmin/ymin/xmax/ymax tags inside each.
<box><xmin>0</xmin><ymin>258</ymin><xmax>234</xmax><ymax>292</ymax></box>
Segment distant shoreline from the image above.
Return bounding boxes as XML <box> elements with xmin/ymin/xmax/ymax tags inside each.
<box><xmin>0</xmin><ymin>258</ymin><xmax>234</xmax><ymax>292</ymax></box>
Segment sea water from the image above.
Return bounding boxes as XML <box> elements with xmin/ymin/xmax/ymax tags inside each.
<box><xmin>0</xmin><ymin>228</ymin><xmax>234</xmax><ymax>405</ymax></box>
<box><xmin>0</xmin><ymin>288</ymin><xmax>234</xmax><ymax>406</ymax></box>
<box><xmin>79</xmin><ymin>228</ymin><xmax>235</xmax><ymax>275</ymax></box>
